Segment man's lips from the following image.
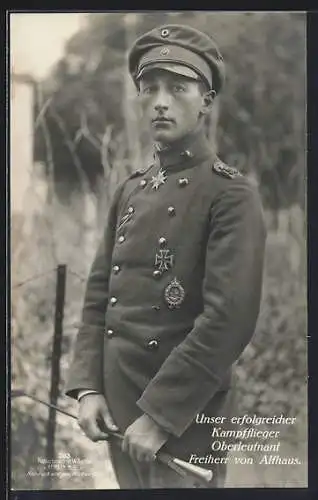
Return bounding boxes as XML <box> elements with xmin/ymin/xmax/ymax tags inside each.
<box><xmin>152</xmin><ymin>118</ymin><xmax>174</xmax><ymax>125</ymax></box>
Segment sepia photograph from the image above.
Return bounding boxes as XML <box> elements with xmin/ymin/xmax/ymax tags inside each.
<box><xmin>10</xmin><ymin>11</ymin><xmax>307</xmax><ymax>490</ymax></box>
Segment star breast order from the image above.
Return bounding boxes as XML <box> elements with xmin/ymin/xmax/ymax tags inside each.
<box><xmin>150</xmin><ymin>168</ymin><xmax>167</xmax><ymax>190</ymax></box>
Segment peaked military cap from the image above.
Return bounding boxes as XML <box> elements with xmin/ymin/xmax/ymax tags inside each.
<box><xmin>128</xmin><ymin>24</ymin><xmax>225</xmax><ymax>94</ymax></box>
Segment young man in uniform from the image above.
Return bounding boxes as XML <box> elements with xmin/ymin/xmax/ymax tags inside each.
<box><xmin>65</xmin><ymin>24</ymin><xmax>266</xmax><ymax>489</ymax></box>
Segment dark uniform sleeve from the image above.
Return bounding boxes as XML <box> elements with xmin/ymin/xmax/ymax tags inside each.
<box><xmin>64</xmin><ymin>182</ymin><xmax>124</xmax><ymax>399</ymax></box>
<box><xmin>136</xmin><ymin>178</ymin><xmax>267</xmax><ymax>437</ymax></box>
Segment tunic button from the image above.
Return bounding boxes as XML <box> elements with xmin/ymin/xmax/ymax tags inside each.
<box><xmin>106</xmin><ymin>329</ymin><xmax>114</xmax><ymax>337</ymax></box>
<box><xmin>118</xmin><ymin>235</ymin><xmax>125</xmax><ymax>243</ymax></box>
<box><xmin>113</xmin><ymin>265</ymin><xmax>120</xmax><ymax>274</ymax></box>
<box><xmin>140</xmin><ymin>179</ymin><xmax>147</xmax><ymax>188</ymax></box>
<box><xmin>127</xmin><ymin>206</ymin><xmax>134</xmax><ymax>214</ymax></box>
<box><xmin>184</xmin><ymin>150</ymin><xmax>193</xmax><ymax>158</ymax></box>
<box><xmin>147</xmin><ymin>339</ymin><xmax>159</xmax><ymax>350</ymax></box>
<box><xmin>110</xmin><ymin>297</ymin><xmax>118</xmax><ymax>306</ymax></box>
<box><xmin>159</xmin><ymin>237</ymin><xmax>167</xmax><ymax>247</ymax></box>
<box><xmin>168</xmin><ymin>206</ymin><xmax>175</xmax><ymax>216</ymax></box>
<box><xmin>178</xmin><ymin>178</ymin><xmax>189</xmax><ymax>187</ymax></box>
<box><xmin>161</xmin><ymin>28</ymin><xmax>170</xmax><ymax>38</ymax></box>
<box><xmin>153</xmin><ymin>270</ymin><xmax>162</xmax><ymax>279</ymax></box>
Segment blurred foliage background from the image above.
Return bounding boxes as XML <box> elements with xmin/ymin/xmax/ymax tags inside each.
<box><xmin>11</xmin><ymin>11</ymin><xmax>307</xmax><ymax>489</ymax></box>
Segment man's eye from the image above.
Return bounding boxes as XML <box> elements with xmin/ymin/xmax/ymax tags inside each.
<box><xmin>173</xmin><ymin>84</ymin><xmax>186</xmax><ymax>92</ymax></box>
<box><xmin>142</xmin><ymin>86</ymin><xmax>156</xmax><ymax>94</ymax></box>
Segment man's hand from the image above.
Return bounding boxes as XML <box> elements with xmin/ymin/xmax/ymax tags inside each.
<box><xmin>122</xmin><ymin>413</ymin><xmax>169</xmax><ymax>462</ymax></box>
<box><xmin>78</xmin><ymin>393</ymin><xmax>119</xmax><ymax>442</ymax></box>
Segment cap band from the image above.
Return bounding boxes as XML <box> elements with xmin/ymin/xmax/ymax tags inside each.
<box><xmin>136</xmin><ymin>45</ymin><xmax>213</xmax><ymax>89</ymax></box>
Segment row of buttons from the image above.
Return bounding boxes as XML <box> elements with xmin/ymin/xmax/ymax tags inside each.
<box><xmin>108</xmin><ymin>206</ymin><xmax>130</xmax><ymax>339</ymax></box>
<box><xmin>111</xmin><ymin>266</ymin><xmax>165</xmax><ymax>281</ymax></box>
<box><xmin>113</xmin><ymin>235</ymin><xmax>169</xmax><ymax>275</ymax></box>
<box><xmin>108</xmin><ymin>176</ymin><xmax>182</xmax><ymax>350</ymax></box>
<box><xmin>117</xmin><ymin>209</ymin><xmax>175</xmax><ymax>246</ymax></box>
<box><xmin>107</xmin><ymin>224</ymin><xmax>161</xmax><ymax>345</ymax></box>
<box><xmin>105</xmin><ymin>328</ymin><xmax>159</xmax><ymax>350</ymax></box>
<box><xmin>108</xmin><ymin>296</ymin><xmax>158</xmax><ymax>308</ymax></box>
<box><xmin>139</xmin><ymin>178</ymin><xmax>189</xmax><ymax>188</ymax></box>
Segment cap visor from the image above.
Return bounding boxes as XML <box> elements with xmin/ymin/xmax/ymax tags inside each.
<box><xmin>137</xmin><ymin>63</ymin><xmax>200</xmax><ymax>81</ymax></box>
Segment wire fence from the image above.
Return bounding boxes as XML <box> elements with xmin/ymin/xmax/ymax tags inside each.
<box><xmin>11</xmin><ymin>263</ymin><xmax>88</xmax><ymax>489</ymax></box>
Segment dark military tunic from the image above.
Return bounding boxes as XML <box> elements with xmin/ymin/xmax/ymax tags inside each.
<box><xmin>65</xmin><ymin>129</ymin><xmax>266</xmax><ymax>487</ymax></box>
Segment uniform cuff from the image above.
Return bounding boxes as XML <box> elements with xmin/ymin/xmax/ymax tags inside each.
<box><xmin>77</xmin><ymin>389</ymin><xmax>101</xmax><ymax>402</ymax></box>
<box><xmin>136</xmin><ymin>347</ymin><xmax>222</xmax><ymax>438</ymax></box>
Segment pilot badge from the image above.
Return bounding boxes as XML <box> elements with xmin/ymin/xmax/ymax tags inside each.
<box><xmin>164</xmin><ymin>277</ymin><xmax>185</xmax><ymax>309</ymax></box>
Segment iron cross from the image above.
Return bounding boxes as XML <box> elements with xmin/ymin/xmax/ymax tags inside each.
<box><xmin>155</xmin><ymin>249</ymin><xmax>174</xmax><ymax>272</ymax></box>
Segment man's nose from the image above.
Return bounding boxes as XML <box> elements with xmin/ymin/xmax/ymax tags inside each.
<box><xmin>153</xmin><ymin>89</ymin><xmax>171</xmax><ymax>111</ymax></box>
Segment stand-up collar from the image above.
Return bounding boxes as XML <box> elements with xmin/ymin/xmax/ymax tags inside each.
<box><xmin>153</xmin><ymin>127</ymin><xmax>215</xmax><ymax>171</ymax></box>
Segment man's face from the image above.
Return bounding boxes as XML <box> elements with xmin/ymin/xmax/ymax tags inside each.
<box><xmin>138</xmin><ymin>69</ymin><xmax>209</xmax><ymax>145</ymax></box>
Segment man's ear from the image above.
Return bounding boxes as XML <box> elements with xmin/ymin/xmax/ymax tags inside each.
<box><xmin>201</xmin><ymin>89</ymin><xmax>216</xmax><ymax>114</ymax></box>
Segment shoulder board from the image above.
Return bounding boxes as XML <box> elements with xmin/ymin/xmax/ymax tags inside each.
<box><xmin>212</xmin><ymin>158</ymin><xmax>243</xmax><ymax>179</ymax></box>
<box><xmin>129</xmin><ymin>164</ymin><xmax>154</xmax><ymax>179</ymax></box>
